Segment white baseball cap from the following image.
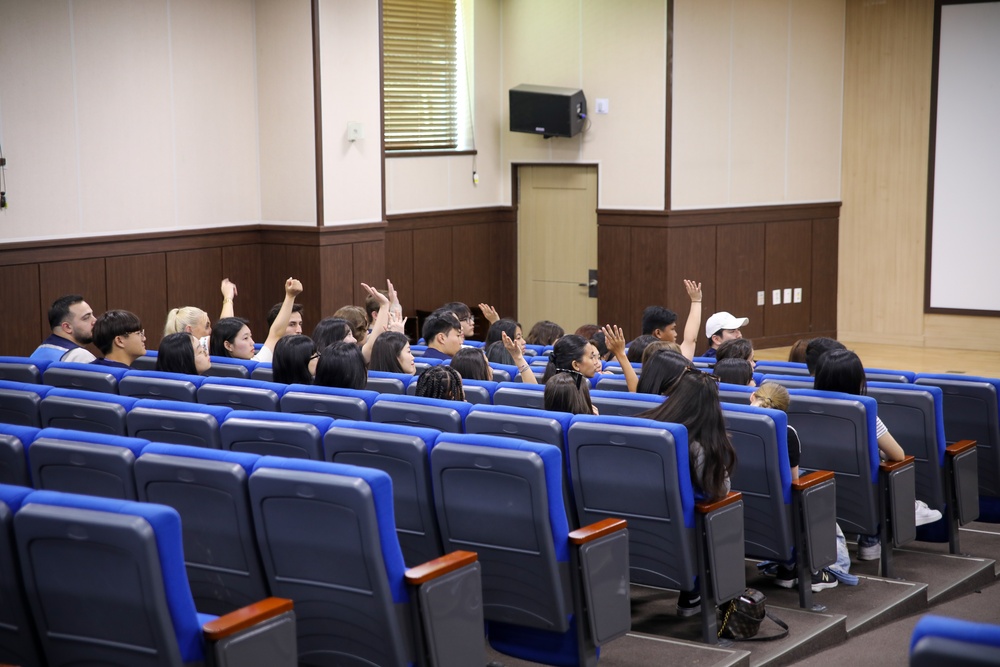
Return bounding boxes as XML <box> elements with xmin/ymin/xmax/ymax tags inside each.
<box><xmin>705</xmin><ymin>312</ymin><xmax>749</xmax><ymax>339</ymax></box>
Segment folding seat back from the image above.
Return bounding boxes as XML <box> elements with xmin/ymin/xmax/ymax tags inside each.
<box><xmin>0</xmin><ymin>356</ymin><xmax>49</xmax><ymax>384</ymax></box>
<box><xmin>39</xmin><ymin>387</ymin><xmax>138</xmax><ymax>435</ymax></box>
<box><xmin>524</xmin><ymin>344</ymin><xmax>548</xmax><ymax>356</ymax></box>
<box><xmin>370</xmin><ymin>394</ymin><xmax>472</xmax><ymax>433</ymax></box>
<box><xmin>465</xmin><ymin>404</ymin><xmax>572</xmax><ymax>450</ymax></box>
<box><xmin>493</xmin><ymin>381</ymin><xmax>546</xmax><ymax>409</ymax></box>
<box><xmin>460</xmin><ymin>379</ymin><xmax>498</xmax><ymax>404</ymax></box>
<box><xmin>595</xmin><ymin>376</ymin><xmax>630</xmax><ymax>392</ymax></box>
<box><xmin>119</xmin><ymin>369</ymin><xmax>205</xmax><ymax>402</ymax></box>
<box><xmin>692</xmin><ymin>356</ymin><xmax>716</xmax><ymax>367</ymax></box>
<box><xmin>42</xmin><ymin>360</ymin><xmax>128</xmax><ymax>393</ymax></box>
<box><xmin>135</xmin><ymin>444</ymin><xmax>269</xmax><ymax>614</ymax></box>
<box><xmin>130</xmin><ymin>354</ymin><xmax>158</xmax><ymax>371</ymax></box>
<box><xmin>366</xmin><ymin>370</ymin><xmax>414</xmax><ymax>395</ymax></box>
<box><xmin>762</xmin><ymin>374</ymin><xmax>814</xmax><ymax>389</ymax></box>
<box><xmin>221</xmin><ymin>410</ymin><xmax>333</xmax><ymax>460</ymax></box>
<box><xmin>250</xmin><ymin>363</ymin><xmax>273</xmax><ymax>382</ymax></box>
<box><xmin>0</xmin><ymin>380</ymin><xmax>53</xmax><ymax>427</ymax></box>
<box><xmin>204</xmin><ymin>355</ymin><xmax>256</xmax><ymax>379</ymax></box>
<box><xmin>0</xmin><ymin>484</ymin><xmax>42</xmax><ymax>667</ymax></box>
<box><xmin>324</xmin><ymin>421</ymin><xmax>442</xmax><ymax>566</ymax></box>
<box><xmin>910</xmin><ymin>614</ymin><xmax>1000</xmax><ymax>667</ymax></box>
<box><xmin>414</xmin><ymin>358</ymin><xmax>445</xmax><ymax>375</ymax></box>
<box><xmin>718</xmin><ymin>382</ymin><xmax>755</xmax><ymax>405</ymax></box>
<box><xmin>914</xmin><ymin>374</ymin><xmax>1000</xmax><ymax>499</ymax></box>
<box><xmin>279</xmin><ymin>383</ymin><xmax>377</xmax><ymax>421</ymax></box>
<box><xmin>589</xmin><ymin>389</ymin><xmax>664</xmax><ymax>417</ymax></box>
<box><xmin>0</xmin><ymin>424</ymin><xmax>39</xmax><ymax>486</ymax></box>
<box><xmin>753</xmin><ymin>361</ymin><xmax>809</xmax><ymax>377</ymax></box>
<box><xmin>198</xmin><ymin>377</ymin><xmax>285</xmax><ymax>412</ymax></box>
<box><xmin>127</xmin><ymin>399</ymin><xmax>232</xmax><ymax>449</ymax></box>
<box><xmin>487</xmin><ymin>362</ymin><xmax>518</xmax><ymax>383</ymax></box>
<box><xmin>15</xmin><ymin>490</ymin><xmax>296</xmax><ymax>667</ymax></box>
<box><xmin>865</xmin><ymin>367</ymin><xmax>916</xmax><ymax>383</ymax></box>
<box><xmin>29</xmin><ymin>428</ymin><xmax>149</xmax><ymax>500</ymax></box>
<box><xmin>430</xmin><ymin>433</ymin><xmax>631</xmax><ymax>665</ymax></box>
<box><xmin>249</xmin><ymin>456</ymin><xmax>485</xmax><ymax>666</ymax></box>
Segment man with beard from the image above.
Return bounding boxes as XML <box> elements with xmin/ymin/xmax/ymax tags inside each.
<box><xmin>30</xmin><ymin>295</ymin><xmax>97</xmax><ymax>362</ymax></box>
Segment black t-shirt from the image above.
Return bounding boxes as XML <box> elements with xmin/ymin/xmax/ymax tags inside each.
<box><xmin>786</xmin><ymin>425</ymin><xmax>802</xmax><ymax>470</ymax></box>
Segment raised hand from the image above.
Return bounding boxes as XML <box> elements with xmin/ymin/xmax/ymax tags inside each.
<box><xmin>684</xmin><ymin>279</ymin><xmax>702</xmax><ymax>303</ymax></box>
<box><xmin>362</xmin><ymin>282</ymin><xmax>389</xmax><ymax>307</ymax></box>
<box><xmin>285</xmin><ymin>278</ymin><xmax>303</xmax><ymax>297</ymax></box>
<box><xmin>602</xmin><ymin>324</ymin><xmax>626</xmax><ymax>357</ymax></box>
<box><xmin>478</xmin><ymin>303</ymin><xmax>500</xmax><ymax>324</ymax></box>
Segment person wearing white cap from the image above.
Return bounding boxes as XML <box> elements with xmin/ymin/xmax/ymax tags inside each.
<box><xmin>702</xmin><ymin>311</ymin><xmax>749</xmax><ymax>358</ymax></box>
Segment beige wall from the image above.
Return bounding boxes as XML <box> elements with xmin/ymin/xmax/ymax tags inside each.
<box><xmin>672</xmin><ymin>0</ymin><xmax>844</xmax><ymax>209</ymax></box>
<box><xmin>0</xmin><ymin>0</ymin><xmax>262</xmax><ymax>241</ymax></box>
<box><xmin>839</xmin><ymin>0</ymin><xmax>1000</xmax><ymax>352</ymax></box>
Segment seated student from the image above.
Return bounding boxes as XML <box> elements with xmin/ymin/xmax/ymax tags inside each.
<box><xmin>334</xmin><ymin>305</ymin><xmax>369</xmax><ymax>346</ymax></box>
<box><xmin>272</xmin><ymin>334</ymin><xmax>319</xmax><ymax>385</ymax></box>
<box><xmin>638</xmin><ymin>369</ymin><xmax>737</xmax><ymax>615</ymax></box>
<box><xmin>814</xmin><ymin>348</ymin><xmax>943</xmax><ymax>561</ymax></box>
<box><xmin>589</xmin><ymin>330</ymin><xmax>611</xmax><ymax>361</ymax></box>
<box><xmin>313</xmin><ymin>342</ymin><xmax>367</xmax><ymax>391</ymax></box>
<box><xmin>91</xmin><ymin>310</ymin><xmax>146</xmax><ymax>369</ymax></box>
<box><xmin>421</xmin><ymin>310</ymin><xmax>465</xmax><ymax>360</ymax></box>
<box><xmin>626</xmin><ymin>334</ymin><xmax>657</xmax><ymax>365</ymax></box>
<box><xmin>640</xmin><ymin>340</ymin><xmax>682</xmax><ymax>366</ymax></box>
<box><xmin>714</xmin><ymin>358</ymin><xmax>755</xmax><ymax>386</ymax></box>
<box><xmin>641</xmin><ymin>279</ymin><xmax>703</xmax><ymax>360</ymax></box>
<box><xmin>163</xmin><ymin>278</ymin><xmax>238</xmax><ymax>342</ymax></box>
<box><xmin>414</xmin><ymin>365</ymin><xmax>465</xmax><ymax>402</ymax></box>
<box><xmin>485</xmin><ymin>318</ymin><xmax>526</xmax><ymax>352</ymax></box>
<box><xmin>450</xmin><ymin>347</ymin><xmax>492</xmax><ymax>381</ymax></box>
<box><xmin>366</xmin><ymin>286</ymin><xmax>404</xmax><ymax>333</ymax></box>
<box><xmin>749</xmin><ymin>382</ymin><xmax>800</xmax><ymax>480</ymax></box>
<box><xmin>543</xmin><ymin>327</ymin><xmax>637</xmax><ymax>392</ymax></box>
<box><xmin>788</xmin><ymin>338</ymin><xmax>810</xmax><ymax>364</ymax></box>
<box><xmin>210</xmin><ymin>277</ymin><xmax>303</xmax><ymax>363</ymax></box>
<box><xmin>31</xmin><ymin>294</ymin><xmax>97</xmax><ymax>363</ymax></box>
<box><xmin>805</xmin><ymin>337</ymin><xmax>845</xmax><ymax>375</ymax></box>
<box><xmin>636</xmin><ymin>349</ymin><xmax>691</xmax><ymax>396</ymax></box>
<box><xmin>715</xmin><ymin>338</ymin><xmax>755</xmax><ymax>367</ymax></box>
<box><xmin>574</xmin><ymin>324</ymin><xmax>600</xmax><ymax>342</ymax></box>
<box><xmin>312</xmin><ymin>317</ymin><xmax>356</xmax><ymax>349</ymax></box>
<box><xmin>156</xmin><ymin>332</ymin><xmax>211</xmax><ymax>375</ymax></box>
<box><xmin>441</xmin><ymin>302</ymin><xmax>477</xmax><ymax>341</ymax></box>
<box><xmin>266</xmin><ymin>301</ymin><xmax>304</xmax><ymax>337</ymax></box>
<box><xmin>544</xmin><ymin>371</ymin><xmax>597</xmax><ymax>415</ymax></box>
<box><xmin>701</xmin><ymin>311</ymin><xmax>749</xmax><ymax>358</ymax></box>
<box><xmin>484</xmin><ymin>333</ymin><xmax>538</xmax><ymax>383</ymax></box>
<box><xmin>368</xmin><ymin>331</ymin><xmax>416</xmax><ymax>375</ymax></box>
<box><xmin>525</xmin><ymin>320</ymin><xmax>564</xmax><ymax>346</ymax></box>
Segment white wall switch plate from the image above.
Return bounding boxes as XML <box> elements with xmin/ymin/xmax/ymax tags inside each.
<box><xmin>783</xmin><ymin>288</ymin><xmax>792</xmax><ymax>304</ymax></box>
<box><xmin>772</xmin><ymin>289</ymin><xmax>781</xmax><ymax>305</ymax></box>
<box><xmin>347</xmin><ymin>122</ymin><xmax>364</xmax><ymax>141</ymax></box>
<box><xmin>793</xmin><ymin>287</ymin><xmax>802</xmax><ymax>303</ymax></box>
<box><xmin>757</xmin><ymin>291</ymin><xmax>765</xmax><ymax>306</ymax></box>
<box><xmin>595</xmin><ymin>98</ymin><xmax>609</xmax><ymax>114</ymax></box>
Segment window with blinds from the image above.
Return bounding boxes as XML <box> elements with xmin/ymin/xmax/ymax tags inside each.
<box><xmin>383</xmin><ymin>0</ymin><xmax>459</xmax><ymax>151</ymax></box>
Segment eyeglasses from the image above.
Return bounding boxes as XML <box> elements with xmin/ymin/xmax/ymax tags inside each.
<box><xmin>127</xmin><ymin>329</ymin><xmax>146</xmax><ymax>338</ymax></box>
<box><xmin>310</xmin><ymin>353</ymin><xmax>321</xmax><ymax>361</ymax></box>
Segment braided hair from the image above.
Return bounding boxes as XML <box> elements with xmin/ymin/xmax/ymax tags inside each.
<box><xmin>415</xmin><ymin>365</ymin><xmax>466</xmax><ymax>402</ymax></box>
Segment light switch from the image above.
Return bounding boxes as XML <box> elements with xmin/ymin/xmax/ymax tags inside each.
<box><xmin>783</xmin><ymin>288</ymin><xmax>792</xmax><ymax>304</ymax></box>
<box><xmin>772</xmin><ymin>289</ymin><xmax>781</xmax><ymax>305</ymax></box>
<box><xmin>347</xmin><ymin>122</ymin><xmax>364</xmax><ymax>142</ymax></box>
<box><xmin>793</xmin><ymin>287</ymin><xmax>802</xmax><ymax>303</ymax></box>
<box><xmin>757</xmin><ymin>291</ymin><xmax>765</xmax><ymax>306</ymax></box>
<box><xmin>595</xmin><ymin>98</ymin><xmax>610</xmax><ymax>114</ymax></box>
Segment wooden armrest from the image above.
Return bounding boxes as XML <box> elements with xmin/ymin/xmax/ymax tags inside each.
<box><xmin>203</xmin><ymin>597</ymin><xmax>293</xmax><ymax>641</ymax></box>
<box><xmin>695</xmin><ymin>490</ymin><xmax>742</xmax><ymax>514</ymax></box>
<box><xmin>792</xmin><ymin>470</ymin><xmax>834</xmax><ymax>492</ymax></box>
<box><xmin>946</xmin><ymin>439</ymin><xmax>976</xmax><ymax>456</ymax></box>
<box><xmin>879</xmin><ymin>455</ymin><xmax>915</xmax><ymax>473</ymax></box>
<box><xmin>569</xmin><ymin>517</ymin><xmax>627</xmax><ymax>545</ymax></box>
<box><xmin>405</xmin><ymin>550</ymin><xmax>478</xmax><ymax>585</ymax></box>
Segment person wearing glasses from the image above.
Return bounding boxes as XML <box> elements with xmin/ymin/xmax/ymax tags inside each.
<box><xmin>90</xmin><ymin>309</ymin><xmax>146</xmax><ymax>369</ymax></box>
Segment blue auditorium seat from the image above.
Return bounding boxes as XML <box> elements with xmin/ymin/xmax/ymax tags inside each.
<box><xmin>204</xmin><ymin>355</ymin><xmax>256</xmax><ymax>379</ymax></box>
<box><xmin>28</xmin><ymin>428</ymin><xmax>150</xmax><ymax>500</ymax></box>
<box><xmin>42</xmin><ymin>360</ymin><xmax>129</xmax><ymax>393</ymax></box>
<box><xmin>0</xmin><ymin>424</ymin><xmax>39</xmax><ymax>486</ymax></box>
<box><xmin>221</xmin><ymin>410</ymin><xmax>333</xmax><ymax>460</ymax></box>
<box><xmin>198</xmin><ymin>377</ymin><xmax>287</xmax><ymax>412</ymax></box>
<box><xmin>0</xmin><ymin>381</ymin><xmax>54</xmax><ymax>427</ymax></box>
<box><xmin>370</xmin><ymin>394</ymin><xmax>472</xmax><ymax>433</ymax></box>
<box><xmin>280</xmin><ymin>383</ymin><xmax>377</xmax><ymax>421</ymax></box>
<box><xmin>119</xmin><ymin>369</ymin><xmax>206</xmax><ymax>402</ymax></box>
<box><xmin>910</xmin><ymin>614</ymin><xmax>1000</xmax><ymax>666</ymax></box>
<box><xmin>39</xmin><ymin>387</ymin><xmax>138</xmax><ymax>435</ymax></box>
<box><xmin>127</xmin><ymin>399</ymin><xmax>232</xmax><ymax>449</ymax></box>
<box><xmin>0</xmin><ymin>483</ymin><xmax>42</xmax><ymax>666</ymax></box>
<box><xmin>0</xmin><ymin>356</ymin><xmax>50</xmax><ymax>384</ymax></box>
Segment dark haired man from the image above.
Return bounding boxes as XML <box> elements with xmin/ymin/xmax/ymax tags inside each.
<box><xmin>91</xmin><ymin>310</ymin><xmax>146</xmax><ymax>369</ymax></box>
<box><xmin>31</xmin><ymin>295</ymin><xmax>97</xmax><ymax>362</ymax></box>
<box><xmin>266</xmin><ymin>302</ymin><xmax>304</xmax><ymax>337</ymax></box>
<box><xmin>420</xmin><ymin>310</ymin><xmax>464</xmax><ymax>360</ymax></box>
<box><xmin>702</xmin><ymin>311</ymin><xmax>749</xmax><ymax>359</ymax></box>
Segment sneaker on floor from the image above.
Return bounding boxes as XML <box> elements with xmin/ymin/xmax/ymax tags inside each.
<box><xmin>858</xmin><ymin>539</ymin><xmax>881</xmax><ymax>561</ymax></box>
<box><xmin>676</xmin><ymin>591</ymin><xmax>701</xmax><ymax>617</ymax></box>
<box><xmin>915</xmin><ymin>500</ymin><xmax>943</xmax><ymax>526</ymax></box>
<box><xmin>811</xmin><ymin>569</ymin><xmax>839</xmax><ymax>592</ymax></box>
<box><xmin>774</xmin><ymin>565</ymin><xmax>798</xmax><ymax>589</ymax></box>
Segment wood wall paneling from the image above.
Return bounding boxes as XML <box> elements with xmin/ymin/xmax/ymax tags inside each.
<box><xmin>764</xmin><ymin>220</ymin><xmax>812</xmax><ymax>338</ymax></box>
<box><xmin>488</xmin><ymin>221</ymin><xmax>517</xmax><ymax>321</ymax></box>
<box><xmin>105</xmin><ymin>253</ymin><xmax>168</xmax><ymax>350</ymax></box>
<box><xmin>811</xmin><ymin>218</ymin><xmax>838</xmax><ymax>334</ymax></box>
<box><xmin>222</xmin><ymin>244</ymin><xmax>265</xmax><ymax>340</ymax></box>
<box><xmin>628</xmin><ymin>227</ymin><xmax>673</xmax><ymax>336</ymax></box>
<box><xmin>715</xmin><ymin>222</ymin><xmax>765</xmax><ymax>342</ymax></box>
<box><xmin>385</xmin><ymin>230</ymin><xmax>415</xmax><ymax>316</ymax></box>
<box><xmin>319</xmin><ymin>244</ymin><xmax>355</xmax><ymax>318</ymax></box>
<box><xmin>411</xmin><ymin>227</ymin><xmax>453</xmax><ymax>313</ymax></box>
<box><xmin>1</xmin><ymin>264</ymin><xmax>41</xmax><ymax>356</ymax></box>
<box><xmin>451</xmin><ymin>224</ymin><xmax>493</xmax><ymax>316</ymax></box>
<box><xmin>667</xmin><ymin>226</ymin><xmax>718</xmax><ymax>347</ymax></box>
<box><xmin>597</xmin><ymin>225</ymin><xmax>632</xmax><ymax>333</ymax></box>
<box><xmin>279</xmin><ymin>245</ymin><xmax>321</xmax><ymax>333</ymax></box>
<box><xmin>39</xmin><ymin>258</ymin><xmax>107</xmax><ymax>358</ymax></box>
<box><xmin>352</xmin><ymin>240</ymin><xmax>387</xmax><ymax>306</ymax></box>
<box><xmin>165</xmin><ymin>248</ymin><xmax>224</xmax><ymax>324</ymax></box>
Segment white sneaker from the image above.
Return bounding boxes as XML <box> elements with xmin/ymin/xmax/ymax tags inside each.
<box><xmin>858</xmin><ymin>541</ymin><xmax>881</xmax><ymax>561</ymax></box>
<box><xmin>915</xmin><ymin>500</ymin><xmax>943</xmax><ymax>526</ymax></box>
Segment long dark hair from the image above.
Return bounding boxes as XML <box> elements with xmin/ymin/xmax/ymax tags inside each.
<box><xmin>312</xmin><ymin>317</ymin><xmax>354</xmax><ymax>350</ymax></box>
<box><xmin>713</xmin><ymin>358</ymin><xmax>754</xmax><ymax>386</ymax></box>
<box><xmin>156</xmin><ymin>332</ymin><xmax>199</xmax><ymax>375</ymax></box>
<box><xmin>485</xmin><ymin>318</ymin><xmax>520</xmax><ymax>347</ymax></box>
<box><xmin>415</xmin><ymin>365</ymin><xmax>465</xmax><ymax>401</ymax></box>
<box><xmin>450</xmin><ymin>347</ymin><xmax>491</xmax><ymax>381</ymax></box>
<box><xmin>314</xmin><ymin>342</ymin><xmax>367</xmax><ymax>390</ymax></box>
<box><xmin>543</xmin><ymin>372</ymin><xmax>593</xmax><ymax>415</ymax></box>
<box><xmin>369</xmin><ymin>331</ymin><xmax>410</xmax><ymax>374</ymax></box>
<box><xmin>715</xmin><ymin>338</ymin><xmax>753</xmax><ymax>362</ymax></box>
<box><xmin>272</xmin><ymin>334</ymin><xmax>317</xmax><ymax>385</ymax></box>
<box><xmin>526</xmin><ymin>320</ymin><xmax>564</xmax><ymax>346</ymax></box>
<box><xmin>639</xmin><ymin>370</ymin><xmax>736</xmax><ymax>502</ymax></box>
<box><xmin>636</xmin><ymin>350</ymin><xmax>690</xmax><ymax>396</ymax></box>
<box><xmin>813</xmin><ymin>348</ymin><xmax>866</xmax><ymax>396</ymax></box>
<box><xmin>542</xmin><ymin>334</ymin><xmax>590</xmax><ymax>383</ymax></box>
<box><xmin>210</xmin><ymin>317</ymin><xmax>249</xmax><ymax>357</ymax></box>
<box><xmin>485</xmin><ymin>340</ymin><xmax>515</xmax><ymax>366</ymax></box>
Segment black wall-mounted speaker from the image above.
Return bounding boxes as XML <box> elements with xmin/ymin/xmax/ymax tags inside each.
<box><xmin>509</xmin><ymin>84</ymin><xmax>587</xmax><ymax>138</ymax></box>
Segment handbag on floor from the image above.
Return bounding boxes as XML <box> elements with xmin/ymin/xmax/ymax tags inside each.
<box><xmin>717</xmin><ymin>588</ymin><xmax>789</xmax><ymax>641</ymax></box>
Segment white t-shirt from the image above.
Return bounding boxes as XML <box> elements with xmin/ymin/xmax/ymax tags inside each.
<box><xmin>252</xmin><ymin>346</ymin><xmax>273</xmax><ymax>363</ymax></box>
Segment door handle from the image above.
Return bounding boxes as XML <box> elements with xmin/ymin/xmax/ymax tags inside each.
<box><xmin>577</xmin><ymin>279</ymin><xmax>598</xmax><ymax>287</ymax></box>
<box><xmin>578</xmin><ymin>270</ymin><xmax>598</xmax><ymax>298</ymax></box>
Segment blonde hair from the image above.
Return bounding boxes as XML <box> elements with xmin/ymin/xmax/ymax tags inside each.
<box><xmin>752</xmin><ymin>382</ymin><xmax>790</xmax><ymax>412</ymax></box>
<box><xmin>164</xmin><ymin>306</ymin><xmax>208</xmax><ymax>337</ymax></box>
<box><xmin>334</xmin><ymin>305</ymin><xmax>368</xmax><ymax>341</ymax></box>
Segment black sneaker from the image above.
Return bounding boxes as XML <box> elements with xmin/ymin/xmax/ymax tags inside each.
<box><xmin>774</xmin><ymin>565</ymin><xmax>797</xmax><ymax>589</ymax></box>
<box><xmin>811</xmin><ymin>569</ymin><xmax>839</xmax><ymax>592</ymax></box>
<box><xmin>676</xmin><ymin>590</ymin><xmax>701</xmax><ymax>617</ymax></box>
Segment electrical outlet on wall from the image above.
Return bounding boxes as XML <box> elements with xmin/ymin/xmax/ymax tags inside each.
<box><xmin>772</xmin><ymin>289</ymin><xmax>781</xmax><ymax>305</ymax></box>
<box><xmin>757</xmin><ymin>291</ymin><xmax>765</xmax><ymax>306</ymax></box>
<box><xmin>793</xmin><ymin>287</ymin><xmax>802</xmax><ymax>303</ymax></box>
<box><xmin>783</xmin><ymin>288</ymin><xmax>792</xmax><ymax>304</ymax></box>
